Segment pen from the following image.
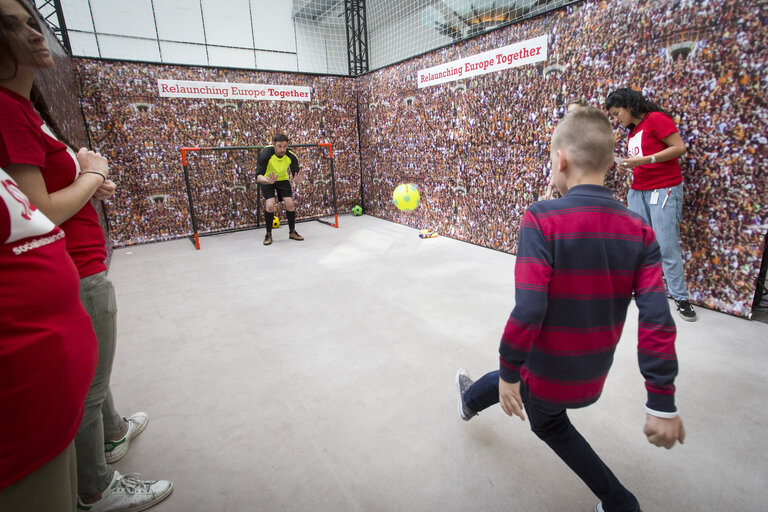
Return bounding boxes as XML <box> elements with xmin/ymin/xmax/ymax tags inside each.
<box><xmin>661</xmin><ymin>189</ymin><xmax>671</xmax><ymax>208</ymax></box>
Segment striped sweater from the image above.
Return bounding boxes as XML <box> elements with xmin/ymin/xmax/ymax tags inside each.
<box><xmin>499</xmin><ymin>184</ymin><xmax>678</xmax><ymax>413</ymax></box>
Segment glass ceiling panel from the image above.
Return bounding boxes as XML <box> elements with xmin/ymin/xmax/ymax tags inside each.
<box><xmin>252</xmin><ymin>0</ymin><xmax>296</xmax><ymax>53</ymax></box>
<box><xmin>89</xmin><ymin>0</ymin><xmax>157</xmax><ymax>39</ymax></box>
<box><xmin>154</xmin><ymin>0</ymin><xmax>206</xmax><ymax>44</ymax></box>
<box><xmin>200</xmin><ymin>0</ymin><xmax>254</xmax><ymax>48</ymax></box>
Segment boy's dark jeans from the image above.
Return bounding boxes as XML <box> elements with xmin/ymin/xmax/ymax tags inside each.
<box><xmin>464</xmin><ymin>371</ymin><xmax>641</xmax><ymax>512</ymax></box>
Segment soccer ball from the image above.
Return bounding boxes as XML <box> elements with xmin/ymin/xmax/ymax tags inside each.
<box><xmin>272</xmin><ymin>216</ymin><xmax>280</xmax><ymax>228</ymax></box>
<box><xmin>352</xmin><ymin>205</ymin><xmax>363</xmax><ymax>216</ymax></box>
<box><xmin>392</xmin><ymin>184</ymin><xmax>420</xmax><ymax>211</ymax></box>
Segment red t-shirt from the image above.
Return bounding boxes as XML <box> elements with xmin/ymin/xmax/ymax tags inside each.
<box><xmin>626</xmin><ymin>111</ymin><xmax>683</xmax><ymax>190</ymax></box>
<box><xmin>0</xmin><ymin>168</ymin><xmax>98</xmax><ymax>490</ymax></box>
<box><xmin>0</xmin><ymin>86</ymin><xmax>107</xmax><ymax>278</ymax></box>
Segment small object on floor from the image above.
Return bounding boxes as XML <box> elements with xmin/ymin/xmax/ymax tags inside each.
<box><xmin>77</xmin><ymin>471</ymin><xmax>173</xmax><ymax>512</ymax></box>
<box><xmin>455</xmin><ymin>368</ymin><xmax>477</xmax><ymax>421</ymax></box>
<box><xmin>674</xmin><ymin>299</ymin><xmax>697</xmax><ymax>321</ymax></box>
<box><xmin>263</xmin><ymin>233</ymin><xmax>272</xmax><ymax>245</ymax></box>
<box><xmin>105</xmin><ymin>412</ymin><xmax>148</xmax><ymax>464</ymax></box>
<box><xmin>289</xmin><ymin>230</ymin><xmax>304</xmax><ymax>241</ymax></box>
<box><xmin>352</xmin><ymin>205</ymin><xmax>363</xmax><ymax>216</ymax></box>
<box><xmin>419</xmin><ymin>229</ymin><xmax>438</xmax><ymax>239</ymax></box>
<box><xmin>272</xmin><ymin>216</ymin><xmax>280</xmax><ymax>228</ymax></box>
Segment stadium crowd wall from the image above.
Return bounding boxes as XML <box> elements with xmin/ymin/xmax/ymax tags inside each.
<box><xmin>38</xmin><ymin>0</ymin><xmax>765</xmax><ymax>318</ymax></box>
<box><xmin>358</xmin><ymin>0</ymin><xmax>766</xmax><ymax>319</ymax></box>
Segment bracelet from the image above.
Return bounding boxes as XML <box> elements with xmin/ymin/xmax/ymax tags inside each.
<box><xmin>81</xmin><ymin>171</ymin><xmax>106</xmax><ymax>183</ymax></box>
<box><xmin>645</xmin><ymin>405</ymin><xmax>678</xmax><ymax>419</ymax></box>
<box><xmin>650</xmin><ymin>155</ymin><xmax>657</xmax><ymax>164</ymax></box>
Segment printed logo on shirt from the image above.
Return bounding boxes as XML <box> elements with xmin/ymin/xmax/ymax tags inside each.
<box><xmin>2</xmin><ymin>179</ymin><xmax>34</xmax><ymax>220</ymax></box>
<box><xmin>12</xmin><ymin>229</ymin><xmax>65</xmax><ymax>255</ymax></box>
<box><xmin>0</xmin><ymin>168</ymin><xmax>56</xmax><ymax>244</ymax></box>
<box><xmin>628</xmin><ymin>130</ymin><xmax>644</xmax><ymax>158</ymax></box>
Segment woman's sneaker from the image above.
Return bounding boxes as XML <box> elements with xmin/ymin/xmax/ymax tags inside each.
<box><xmin>77</xmin><ymin>471</ymin><xmax>173</xmax><ymax>512</ymax></box>
<box><xmin>105</xmin><ymin>412</ymin><xmax>148</xmax><ymax>463</ymax></box>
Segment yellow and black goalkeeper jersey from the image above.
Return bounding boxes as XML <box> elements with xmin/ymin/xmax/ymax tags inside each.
<box><xmin>255</xmin><ymin>145</ymin><xmax>300</xmax><ymax>182</ymax></box>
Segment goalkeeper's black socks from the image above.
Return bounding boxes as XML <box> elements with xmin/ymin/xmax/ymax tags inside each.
<box><xmin>287</xmin><ymin>210</ymin><xmax>296</xmax><ymax>231</ymax></box>
<box><xmin>264</xmin><ymin>211</ymin><xmax>274</xmax><ymax>233</ymax></box>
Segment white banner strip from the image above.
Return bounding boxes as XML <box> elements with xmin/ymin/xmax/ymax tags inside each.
<box><xmin>157</xmin><ymin>80</ymin><xmax>311</xmax><ymax>102</ymax></box>
<box><xmin>418</xmin><ymin>34</ymin><xmax>548</xmax><ymax>89</ymax></box>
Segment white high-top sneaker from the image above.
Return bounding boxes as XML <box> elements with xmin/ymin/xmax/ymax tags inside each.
<box><xmin>77</xmin><ymin>471</ymin><xmax>173</xmax><ymax>512</ymax></box>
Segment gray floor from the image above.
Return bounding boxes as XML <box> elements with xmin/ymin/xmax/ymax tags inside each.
<box><xmin>106</xmin><ymin>215</ymin><xmax>768</xmax><ymax>512</ymax></box>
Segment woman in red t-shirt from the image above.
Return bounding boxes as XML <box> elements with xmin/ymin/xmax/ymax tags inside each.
<box><xmin>0</xmin><ymin>166</ymin><xmax>98</xmax><ymax>511</ymax></box>
<box><xmin>605</xmin><ymin>88</ymin><xmax>696</xmax><ymax>321</ymax></box>
<box><xmin>0</xmin><ymin>1</ymin><xmax>172</xmax><ymax>510</ymax></box>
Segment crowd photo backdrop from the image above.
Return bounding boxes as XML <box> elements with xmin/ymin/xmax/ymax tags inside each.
<box><xmin>357</xmin><ymin>0</ymin><xmax>766</xmax><ymax>318</ymax></box>
<box><xmin>65</xmin><ymin>0</ymin><xmax>766</xmax><ymax>318</ymax></box>
<box><xmin>74</xmin><ymin>62</ymin><xmax>361</xmax><ymax>245</ymax></box>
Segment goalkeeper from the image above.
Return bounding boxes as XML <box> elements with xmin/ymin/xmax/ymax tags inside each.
<box><xmin>255</xmin><ymin>133</ymin><xmax>306</xmax><ymax>245</ymax></box>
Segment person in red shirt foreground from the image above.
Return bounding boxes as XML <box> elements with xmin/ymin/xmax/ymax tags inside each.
<box><xmin>606</xmin><ymin>87</ymin><xmax>696</xmax><ymax>321</ymax></box>
<box><xmin>0</xmin><ymin>1</ymin><xmax>172</xmax><ymax>510</ymax></box>
<box><xmin>456</xmin><ymin>107</ymin><xmax>685</xmax><ymax>512</ymax></box>
<box><xmin>0</xmin><ymin>167</ymin><xmax>97</xmax><ymax>511</ymax></box>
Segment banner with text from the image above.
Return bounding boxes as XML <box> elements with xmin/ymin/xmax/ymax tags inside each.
<box><xmin>157</xmin><ymin>80</ymin><xmax>311</xmax><ymax>101</ymax></box>
<box><xmin>418</xmin><ymin>35</ymin><xmax>547</xmax><ymax>88</ymax></box>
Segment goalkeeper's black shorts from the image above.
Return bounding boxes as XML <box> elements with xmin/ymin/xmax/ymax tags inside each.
<box><xmin>259</xmin><ymin>179</ymin><xmax>292</xmax><ymax>201</ymax></box>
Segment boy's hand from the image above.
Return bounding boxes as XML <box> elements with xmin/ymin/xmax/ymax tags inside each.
<box><xmin>499</xmin><ymin>378</ymin><xmax>526</xmax><ymax>421</ymax></box>
<box><xmin>644</xmin><ymin>414</ymin><xmax>686</xmax><ymax>449</ymax></box>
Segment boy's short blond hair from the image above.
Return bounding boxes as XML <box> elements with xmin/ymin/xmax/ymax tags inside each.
<box><xmin>566</xmin><ymin>97</ymin><xmax>589</xmax><ymax>109</ymax></box>
<box><xmin>552</xmin><ymin>107</ymin><xmax>615</xmax><ymax>174</ymax></box>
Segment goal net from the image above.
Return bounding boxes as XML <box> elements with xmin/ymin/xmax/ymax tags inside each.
<box><xmin>180</xmin><ymin>143</ymin><xmax>338</xmax><ymax>249</ymax></box>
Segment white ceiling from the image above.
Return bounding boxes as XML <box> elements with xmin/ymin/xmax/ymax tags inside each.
<box><xmin>35</xmin><ymin>0</ymin><xmax>568</xmax><ymax>74</ymax></box>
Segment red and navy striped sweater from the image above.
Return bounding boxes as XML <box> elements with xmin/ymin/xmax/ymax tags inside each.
<box><xmin>499</xmin><ymin>184</ymin><xmax>677</xmax><ymax>413</ymax></box>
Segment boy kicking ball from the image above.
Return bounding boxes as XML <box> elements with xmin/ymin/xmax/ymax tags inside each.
<box><xmin>456</xmin><ymin>107</ymin><xmax>685</xmax><ymax>512</ymax></box>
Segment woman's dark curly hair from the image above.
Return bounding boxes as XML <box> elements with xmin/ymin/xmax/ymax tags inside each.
<box><xmin>605</xmin><ymin>88</ymin><xmax>671</xmax><ymax>119</ymax></box>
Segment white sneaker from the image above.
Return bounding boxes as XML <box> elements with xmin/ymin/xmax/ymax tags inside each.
<box><xmin>77</xmin><ymin>471</ymin><xmax>173</xmax><ymax>512</ymax></box>
<box><xmin>105</xmin><ymin>412</ymin><xmax>149</xmax><ymax>463</ymax></box>
<box><xmin>595</xmin><ymin>503</ymin><xmax>604</xmax><ymax>512</ymax></box>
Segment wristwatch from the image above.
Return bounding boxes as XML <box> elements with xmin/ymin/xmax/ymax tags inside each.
<box><xmin>650</xmin><ymin>155</ymin><xmax>657</xmax><ymax>164</ymax></box>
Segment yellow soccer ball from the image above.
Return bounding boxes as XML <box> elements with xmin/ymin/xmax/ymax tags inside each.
<box><xmin>272</xmin><ymin>216</ymin><xmax>280</xmax><ymax>228</ymax></box>
<box><xmin>392</xmin><ymin>183</ymin><xmax>420</xmax><ymax>211</ymax></box>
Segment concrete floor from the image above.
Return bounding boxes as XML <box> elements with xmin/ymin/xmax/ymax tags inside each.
<box><xmin>106</xmin><ymin>215</ymin><xmax>768</xmax><ymax>512</ymax></box>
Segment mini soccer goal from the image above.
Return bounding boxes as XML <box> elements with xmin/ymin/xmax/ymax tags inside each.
<box><xmin>180</xmin><ymin>143</ymin><xmax>339</xmax><ymax>249</ymax></box>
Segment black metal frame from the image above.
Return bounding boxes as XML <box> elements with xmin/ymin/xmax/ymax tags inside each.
<box><xmin>751</xmin><ymin>232</ymin><xmax>768</xmax><ymax>319</ymax></box>
<box><xmin>344</xmin><ymin>0</ymin><xmax>369</xmax><ymax>76</ymax></box>
<box><xmin>35</xmin><ymin>0</ymin><xmax>72</xmax><ymax>53</ymax></box>
<box><xmin>180</xmin><ymin>143</ymin><xmax>339</xmax><ymax>250</ymax></box>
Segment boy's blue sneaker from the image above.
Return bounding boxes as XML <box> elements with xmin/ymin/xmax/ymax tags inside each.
<box><xmin>455</xmin><ymin>368</ymin><xmax>477</xmax><ymax>421</ymax></box>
